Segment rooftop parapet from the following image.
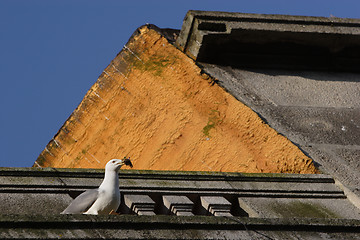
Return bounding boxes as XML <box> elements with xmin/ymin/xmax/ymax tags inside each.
<box><xmin>0</xmin><ymin>167</ymin><xmax>358</xmax><ymax>218</ymax></box>
<box><xmin>1</xmin><ymin>167</ymin><xmax>360</xmax><ymax>239</ymax></box>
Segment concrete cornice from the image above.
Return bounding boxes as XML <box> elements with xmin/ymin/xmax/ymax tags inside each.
<box><xmin>176</xmin><ymin>10</ymin><xmax>360</xmax><ymax>71</ymax></box>
<box><xmin>0</xmin><ymin>167</ymin><xmax>334</xmax><ymax>182</ymax></box>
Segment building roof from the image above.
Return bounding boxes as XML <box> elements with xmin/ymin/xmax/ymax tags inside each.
<box><xmin>176</xmin><ymin>10</ymin><xmax>360</xmax><ymax>201</ymax></box>
<box><xmin>4</xmin><ymin>10</ymin><xmax>360</xmax><ymax>239</ymax></box>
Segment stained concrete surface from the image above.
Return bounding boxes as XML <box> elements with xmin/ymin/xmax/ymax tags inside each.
<box><xmin>175</xmin><ymin>9</ymin><xmax>360</xmax><ymax>205</ymax></box>
<box><xmin>176</xmin><ymin>12</ymin><xmax>360</xmax><ymax>199</ymax></box>
<box><xmin>1</xmin><ymin>215</ymin><xmax>360</xmax><ymax>239</ymax></box>
<box><xmin>1</xmin><ymin>168</ymin><xmax>360</xmax><ymax>238</ymax></box>
<box><xmin>0</xmin><ymin>167</ymin><xmax>356</xmax><ymax>218</ymax></box>
<box><xmin>201</xmin><ymin>64</ymin><xmax>360</xmax><ymax>201</ymax></box>
<box><xmin>176</xmin><ymin>11</ymin><xmax>360</xmax><ymax>198</ymax></box>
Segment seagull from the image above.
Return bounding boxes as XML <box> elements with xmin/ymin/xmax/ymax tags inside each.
<box><xmin>61</xmin><ymin>157</ymin><xmax>133</xmax><ymax>215</ymax></box>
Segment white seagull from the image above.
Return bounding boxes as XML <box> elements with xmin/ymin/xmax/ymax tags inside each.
<box><xmin>61</xmin><ymin>158</ymin><xmax>133</xmax><ymax>215</ymax></box>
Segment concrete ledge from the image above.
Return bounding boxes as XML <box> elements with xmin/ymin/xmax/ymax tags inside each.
<box><xmin>2</xmin><ymin>214</ymin><xmax>360</xmax><ymax>229</ymax></box>
<box><xmin>0</xmin><ymin>167</ymin><xmax>335</xmax><ymax>181</ymax></box>
<box><xmin>1</xmin><ymin>215</ymin><xmax>359</xmax><ymax>239</ymax></box>
<box><xmin>1</xmin><ymin>167</ymin><xmax>359</xmax><ymax>220</ymax></box>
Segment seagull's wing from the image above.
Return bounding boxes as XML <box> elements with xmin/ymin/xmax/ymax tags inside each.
<box><xmin>61</xmin><ymin>188</ymin><xmax>99</xmax><ymax>214</ymax></box>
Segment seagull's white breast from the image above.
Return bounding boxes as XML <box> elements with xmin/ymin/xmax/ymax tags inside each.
<box><xmin>85</xmin><ymin>188</ymin><xmax>120</xmax><ymax>215</ymax></box>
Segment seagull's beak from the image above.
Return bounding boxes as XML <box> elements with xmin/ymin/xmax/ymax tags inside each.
<box><xmin>116</xmin><ymin>160</ymin><xmax>125</xmax><ymax>166</ymax></box>
<box><xmin>110</xmin><ymin>157</ymin><xmax>133</xmax><ymax>168</ymax></box>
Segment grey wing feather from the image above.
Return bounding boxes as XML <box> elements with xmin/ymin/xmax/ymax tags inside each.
<box><xmin>61</xmin><ymin>189</ymin><xmax>99</xmax><ymax>214</ymax></box>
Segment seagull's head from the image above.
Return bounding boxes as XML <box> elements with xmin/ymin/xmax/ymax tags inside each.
<box><xmin>105</xmin><ymin>158</ymin><xmax>133</xmax><ymax>172</ymax></box>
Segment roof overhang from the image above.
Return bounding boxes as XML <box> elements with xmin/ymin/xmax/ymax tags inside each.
<box><xmin>176</xmin><ymin>10</ymin><xmax>360</xmax><ymax>71</ymax></box>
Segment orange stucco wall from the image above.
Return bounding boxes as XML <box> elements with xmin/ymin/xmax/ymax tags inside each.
<box><xmin>35</xmin><ymin>26</ymin><xmax>317</xmax><ymax>174</ymax></box>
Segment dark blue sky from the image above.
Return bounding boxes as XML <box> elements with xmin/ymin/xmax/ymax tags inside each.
<box><xmin>1</xmin><ymin>0</ymin><xmax>360</xmax><ymax>168</ymax></box>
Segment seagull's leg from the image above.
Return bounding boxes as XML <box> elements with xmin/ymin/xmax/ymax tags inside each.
<box><xmin>109</xmin><ymin>210</ymin><xmax>119</xmax><ymax>215</ymax></box>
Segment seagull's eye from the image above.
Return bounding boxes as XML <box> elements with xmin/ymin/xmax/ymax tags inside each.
<box><xmin>112</xmin><ymin>160</ymin><xmax>116</xmax><ymax>163</ymax></box>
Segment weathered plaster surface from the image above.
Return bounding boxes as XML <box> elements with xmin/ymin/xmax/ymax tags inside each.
<box><xmin>35</xmin><ymin>26</ymin><xmax>317</xmax><ymax>174</ymax></box>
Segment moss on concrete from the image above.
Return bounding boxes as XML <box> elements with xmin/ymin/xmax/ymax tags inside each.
<box><xmin>271</xmin><ymin>201</ymin><xmax>340</xmax><ymax>218</ymax></box>
<box><xmin>134</xmin><ymin>54</ymin><xmax>178</xmax><ymax>77</ymax></box>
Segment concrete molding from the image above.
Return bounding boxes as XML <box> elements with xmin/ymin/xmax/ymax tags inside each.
<box><xmin>4</xmin><ymin>167</ymin><xmax>358</xmax><ymax>219</ymax></box>
<box><xmin>200</xmin><ymin>196</ymin><xmax>232</xmax><ymax>216</ymax></box>
<box><xmin>162</xmin><ymin>195</ymin><xmax>194</xmax><ymax>216</ymax></box>
<box><xmin>1</xmin><ymin>167</ymin><xmax>360</xmax><ymax>238</ymax></box>
<box><xmin>334</xmin><ymin>179</ymin><xmax>360</xmax><ymax>210</ymax></box>
<box><xmin>124</xmin><ymin>194</ymin><xmax>156</xmax><ymax>215</ymax></box>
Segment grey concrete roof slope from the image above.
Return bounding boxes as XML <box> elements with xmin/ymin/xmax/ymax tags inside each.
<box><xmin>176</xmin><ymin>10</ymin><xmax>360</xmax><ymax>203</ymax></box>
<box><xmin>0</xmin><ymin>167</ymin><xmax>360</xmax><ymax>239</ymax></box>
